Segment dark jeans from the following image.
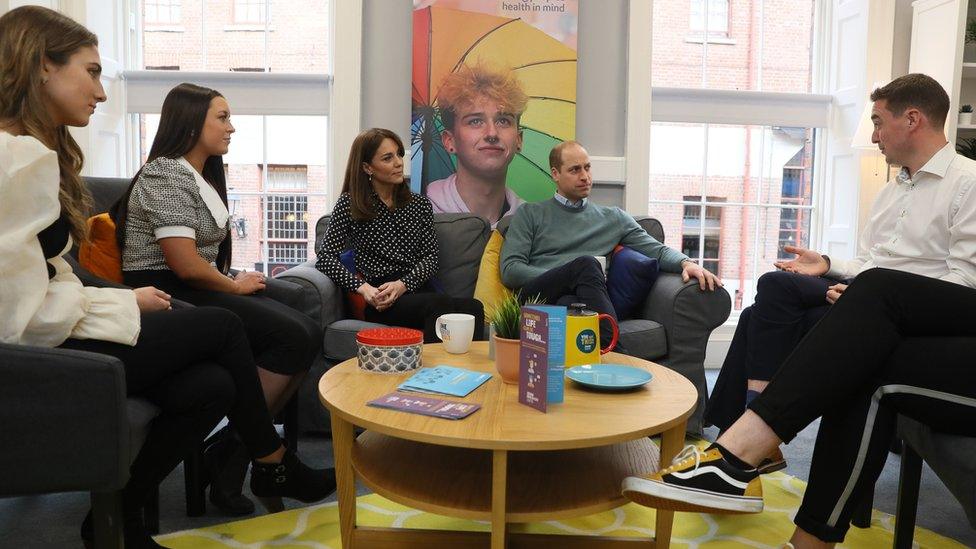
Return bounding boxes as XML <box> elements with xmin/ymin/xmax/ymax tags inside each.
<box><xmin>60</xmin><ymin>307</ymin><xmax>281</xmax><ymax>516</ymax></box>
<box><xmin>747</xmin><ymin>269</ymin><xmax>976</xmax><ymax>542</ymax></box>
<box><xmin>521</xmin><ymin>256</ymin><xmax>617</xmax><ymax>344</ymax></box>
<box><xmin>704</xmin><ymin>271</ymin><xmax>834</xmax><ymax>431</ymax></box>
<box><xmin>124</xmin><ymin>269</ymin><xmax>320</xmax><ymax>375</ymax></box>
<box><xmin>365</xmin><ymin>289</ymin><xmax>486</xmax><ymax>344</ymax></box>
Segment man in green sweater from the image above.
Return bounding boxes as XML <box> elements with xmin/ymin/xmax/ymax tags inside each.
<box><xmin>500</xmin><ymin>141</ymin><xmax>722</xmax><ymax>347</ymax></box>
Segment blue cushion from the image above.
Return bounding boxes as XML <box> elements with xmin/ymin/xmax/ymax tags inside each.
<box><xmin>339</xmin><ymin>249</ymin><xmax>356</xmax><ymax>272</ymax></box>
<box><xmin>607</xmin><ymin>246</ymin><xmax>660</xmax><ymax>320</ymax></box>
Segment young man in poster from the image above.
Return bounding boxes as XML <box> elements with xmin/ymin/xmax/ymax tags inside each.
<box><xmin>427</xmin><ymin>64</ymin><xmax>527</xmax><ymax>227</ymax></box>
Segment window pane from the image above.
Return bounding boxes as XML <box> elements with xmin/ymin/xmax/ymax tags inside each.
<box><xmin>650</xmin><ymin>122</ymin><xmax>817</xmax><ymax>313</ymax></box>
<box><xmin>139</xmin><ymin>0</ymin><xmax>330</xmax><ymax>74</ymax></box>
<box><xmin>652</xmin><ymin>0</ymin><xmax>814</xmax><ymax>92</ymax></box>
<box><xmin>139</xmin><ymin>114</ymin><xmax>329</xmax><ymax>274</ymax></box>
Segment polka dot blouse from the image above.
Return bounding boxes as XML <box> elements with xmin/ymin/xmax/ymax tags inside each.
<box><xmin>315</xmin><ymin>191</ymin><xmax>438</xmax><ymax>293</ymax></box>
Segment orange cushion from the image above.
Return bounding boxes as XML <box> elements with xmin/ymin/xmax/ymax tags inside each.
<box><xmin>346</xmin><ymin>291</ymin><xmax>367</xmax><ymax>321</ymax></box>
<box><xmin>78</xmin><ymin>213</ymin><xmax>123</xmax><ymax>283</ymax></box>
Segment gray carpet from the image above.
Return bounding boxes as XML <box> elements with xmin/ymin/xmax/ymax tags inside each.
<box><xmin>1</xmin><ymin>372</ymin><xmax>973</xmax><ymax>547</ymax></box>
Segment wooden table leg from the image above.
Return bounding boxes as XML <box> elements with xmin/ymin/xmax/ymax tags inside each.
<box><xmin>654</xmin><ymin>423</ymin><xmax>686</xmax><ymax>549</ymax></box>
<box><xmin>491</xmin><ymin>449</ymin><xmax>508</xmax><ymax>549</ymax></box>
<box><xmin>331</xmin><ymin>414</ymin><xmax>356</xmax><ymax>548</ymax></box>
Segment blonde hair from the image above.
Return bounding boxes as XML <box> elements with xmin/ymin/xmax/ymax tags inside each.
<box><xmin>437</xmin><ymin>63</ymin><xmax>528</xmax><ymax>131</ymax></box>
<box><xmin>0</xmin><ymin>6</ymin><xmax>98</xmax><ymax>242</ymax></box>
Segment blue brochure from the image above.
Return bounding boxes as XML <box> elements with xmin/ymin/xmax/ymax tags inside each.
<box><xmin>397</xmin><ymin>365</ymin><xmax>492</xmax><ymax>397</ymax></box>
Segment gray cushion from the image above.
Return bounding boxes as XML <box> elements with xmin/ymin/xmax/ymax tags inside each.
<box><xmin>899</xmin><ymin>416</ymin><xmax>976</xmax><ymax>528</ymax></box>
<box><xmin>433</xmin><ymin>214</ymin><xmax>490</xmax><ymax>298</ymax></box>
<box><xmin>126</xmin><ymin>398</ymin><xmax>160</xmax><ymax>460</ymax></box>
<box><xmin>618</xmin><ymin>319</ymin><xmax>667</xmax><ymax>360</ymax></box>
<box><xmin>324</xmin><ymin>319</ymin><xmax>387</xmax><ymax>362</ymax></box>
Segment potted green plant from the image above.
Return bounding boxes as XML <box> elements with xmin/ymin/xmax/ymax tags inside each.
<box><xmin>961</xmin><ymin>104</ymin><xmax>974</xmax><ymax>126</ymax></box>
<box><xmin>957</xmin><ymin>137</ymin><xmax>976</xmax><ymax>161</ymax></box>
<box><xmin>486</xmin><ymin>292</ymin><xmax>543</xmax><ymax>384</ymax></box>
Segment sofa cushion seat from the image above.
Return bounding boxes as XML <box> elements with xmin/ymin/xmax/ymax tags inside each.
<box><xmin>324</xmin><ymin>319</ymin><xmax>387</xmax><ymax>362</ymax></box>
<box><xmin>618</xmin><ymin>318</ymin><xmax>667</xmax><ymax>360</ymax></box>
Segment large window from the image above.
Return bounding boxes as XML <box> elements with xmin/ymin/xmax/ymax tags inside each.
<box><xmin>145</xmin><ymin>0</ymin><xmax>181</xmax><ymax>24</ymax></box>
<box><xmin>650</xmin><ymin>0</ymin><xmax>825</xmax><ymax>314</ymax></box>
<box><xmin>128</xmin><ymin>0</ymin><xmax>331</xmax><ymax>273</ymax></box>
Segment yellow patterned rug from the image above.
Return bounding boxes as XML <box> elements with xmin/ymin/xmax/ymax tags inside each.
<box><xmin>156</xmin><ymin>471</ymin><xmax>965</xmax><ymax>548</ymax></box>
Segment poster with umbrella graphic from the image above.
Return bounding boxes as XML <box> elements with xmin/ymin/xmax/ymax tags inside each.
<box><xmin>411</xmin><ymin>0</ymin><xmax>578</xmax><ymax>208</ymax></box>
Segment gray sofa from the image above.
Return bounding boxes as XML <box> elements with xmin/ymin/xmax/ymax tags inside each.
<box><xmin>279</xmin><ymin>211</ymin><xmax>732</xmax><ymax>435</ymax></box>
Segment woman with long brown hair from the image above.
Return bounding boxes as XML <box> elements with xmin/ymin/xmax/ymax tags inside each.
<box><xmin>113</xmin><ymin>83</ymin><xmax>321</xmax><ymax>516</ymax></box>
<box><xmin>316</xmin><ymin>128</ymin><xmax>485</xmax><ymax>339</ymax></box>
<box><xmin>0</xmin><ymin>7</ymin><xmax>334</xmax><ymax>547</ymax></box>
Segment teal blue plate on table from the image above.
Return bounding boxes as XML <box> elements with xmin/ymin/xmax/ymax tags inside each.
<box><xmin>565</xmin><ymin>364</ymin><xmax>653</xmax><ymax>390</ymax></box>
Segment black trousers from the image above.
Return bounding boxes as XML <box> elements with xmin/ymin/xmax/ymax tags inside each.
<box><xmin>520</xmin><ymin>256</ymin><xmax>617</xmax><ymax>344</ymax></box>
<box><xmin>746</xmin><ymin>268</ymin><xmax>976</xmax><ymax>542</ymax></box>
<box><xmin>60</xmin><ymin>307</ymin><xmax>281</xmax><ymax>516</ymax></box>
<box><xmin>704</xmin><ymin>271</ymin><xmax>834</xmax><ymax>431</ymax></box>
<box><xmin>124</xmin><ymin>270</ymin><xmax>320</xmax><ymax>375</ymax></box>
<box><xmin>365</xmin><ymin>288</ymin><xmax>486</xmax><ymax>344</ymax></box>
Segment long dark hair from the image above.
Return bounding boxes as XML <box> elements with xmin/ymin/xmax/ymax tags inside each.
<box><xmin>0</xmin><ymin>6</ymin><xmax>98</xmax><ymax>243</ymax></box>
<box><xmin>343</xmin><ymin>128</ymin><xmax>411</xmax><ymax>220</ymax></box>
<box><xmin>112</xmin><ymin>83</ymin><xmax>233</xmax><ymax>273</ymax></box>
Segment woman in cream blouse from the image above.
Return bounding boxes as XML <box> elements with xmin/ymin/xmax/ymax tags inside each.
<box><xmin>0</xmin><ymin>8</ymin><xmax>333</xmax><ymax>547</ymax></box>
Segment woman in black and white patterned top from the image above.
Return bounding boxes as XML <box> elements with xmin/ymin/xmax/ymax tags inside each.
<box><xmin>316</xmin><ymin>128</ymin><xmax>484</xmax><ymax>342</ymax></box>
<box><xmin>113</xmin><ymin>83</ymin><xmax>325</xmax><ymax>515</ymax></box>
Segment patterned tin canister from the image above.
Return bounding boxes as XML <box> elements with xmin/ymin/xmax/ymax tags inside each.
<box><xmin>355</xmin><ymin>327</ymin><xmax>424</xmax><ymax>374</ymax></box>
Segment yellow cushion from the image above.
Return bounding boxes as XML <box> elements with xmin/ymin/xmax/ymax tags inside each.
<box><xmin>78</xmin><ymin>213</ymin><xmax>124</xmax><ymax>283</ymax></box>
<box><xmin>473</xmin><ymin>230</ymin><xmax>513</xmax><ymax>320</ymax></box>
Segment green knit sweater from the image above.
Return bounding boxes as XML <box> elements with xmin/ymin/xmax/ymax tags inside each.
<box><xmin>500</xmin><ymin>198</ymin><xmax>689</xmax><ymax>288</ymax></box>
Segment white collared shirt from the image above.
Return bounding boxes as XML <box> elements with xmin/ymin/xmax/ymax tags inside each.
<box><xmin>554</xmin><ymin>192</ymin><xmax>587</xmax><ymax>209</ymax></box>
<box><xmin>828</xmin><ymin>143</ymin><xmax>976</xmax><ymax>287</ymax></box>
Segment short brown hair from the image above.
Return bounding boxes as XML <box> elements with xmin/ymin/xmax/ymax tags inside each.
<box><xmin>549</xmin><ymin>140</ymin><xmax>583</xmax><ymax>171</ymax></box>
<box><xmin>870</xmin><ymin>73</ymin><xmax>950</xmax><ymax>129</ymax></box>
<box><xmin>437</xmin><ymin>63</ymin><xmax>528</xmax><ymax>131</ymax></box>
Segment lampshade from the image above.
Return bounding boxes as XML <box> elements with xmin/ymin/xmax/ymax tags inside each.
<box><xmin>851</xmin><ymin>102</ymin><xmax>876</xmax><ymax>150</ymax></box>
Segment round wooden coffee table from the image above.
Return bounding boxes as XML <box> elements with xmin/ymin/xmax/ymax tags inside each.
<box><xmin>320</xmin><ymin>341</ymin><xmax>697</xmax><ymax>548</ymax></box>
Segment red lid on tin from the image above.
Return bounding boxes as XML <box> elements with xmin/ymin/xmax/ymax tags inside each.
<box><xmin>356</xmin><ymin>327</ymin><xmax>424</xmax><ymax>346</ymax></box>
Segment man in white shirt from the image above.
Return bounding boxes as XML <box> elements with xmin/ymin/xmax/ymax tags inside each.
<box><xmin>425</xmin><ymin>64</ymin><xmax>526</xmax><ymax>227</ymax></box>
<box><xmin>705</xmin><ymin>73</ymin><xmax>976</xmax><ymax>435</ymax></box>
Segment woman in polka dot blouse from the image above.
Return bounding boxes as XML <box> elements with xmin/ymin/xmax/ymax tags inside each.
<box><xmin>316</xmin><ymin>128</ymin><xmax>484</xmax><ymax>341</ymax></box>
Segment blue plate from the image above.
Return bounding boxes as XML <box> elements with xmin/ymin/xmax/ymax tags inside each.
<box><xmin>565</xmin><ymin>364</ymin><xmax>653</xmax><ymax>390</ymax></box>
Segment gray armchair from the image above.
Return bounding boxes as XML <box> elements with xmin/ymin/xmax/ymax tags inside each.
<box><xmin>0</xmin><ymin>344</ymin><xmax>130</xmax><ymax>548</ymax></box>
<box><xmin>279</xmin><ymin>212</ymin><xmax>731</xmax><ymax>434</ymax></box>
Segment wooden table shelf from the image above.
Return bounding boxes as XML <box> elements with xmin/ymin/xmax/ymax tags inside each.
<box><xmin>353</xmin><ymin>431</ymin><xmax>661</xmax><ymax>522</ymax></box>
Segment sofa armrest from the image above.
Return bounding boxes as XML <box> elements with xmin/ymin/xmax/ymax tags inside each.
<box><xmin>0</xmin><ymin>343</ymin><xmax>128</xmax><ymax>496</ymax></box>
<box><xmin>637</xmin><ymin>273</ymin><xmax>732</xmax><ymax>434</ymax></box>
<box><xmin>275</xmin><ymin>261</ymin><xmax>344</xmax><ymax>329</ymax></box>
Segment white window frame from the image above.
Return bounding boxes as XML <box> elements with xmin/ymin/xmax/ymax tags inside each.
<box><xmin>690</xmin><ymin>0</ymin><xmax>730</xmax><ymax>36</ymax></box>
<box><xmin>630</xmin><ymin>0</ymin><xmax>832</xmax><ymax>331</ymax></box>
<box><xmin>122</xmin><ymin>0</ymin><xmax>361</xmax><ymax>273</ymax></box>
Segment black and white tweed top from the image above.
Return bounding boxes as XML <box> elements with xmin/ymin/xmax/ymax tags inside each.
<box><xmin>121</xmin><ymin>156</ymin><xmax>230</xmax><ymax>271</ymax></box>
<box><xmin>315</xmin><ymin>191</ymin><xmax>438</xmax><ymax>292</ymax></box>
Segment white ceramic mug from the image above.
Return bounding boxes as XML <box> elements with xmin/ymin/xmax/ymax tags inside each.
<box><xmin>434</xmin><ymin>313</ymin><xmax>476</xmax><ymax>354</ymax></box>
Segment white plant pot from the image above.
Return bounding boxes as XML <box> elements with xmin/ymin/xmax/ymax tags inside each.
<box><xmin>960</xmin><ymin>113</ymin><xmax>974</xmax><ymax>126</ymax></box>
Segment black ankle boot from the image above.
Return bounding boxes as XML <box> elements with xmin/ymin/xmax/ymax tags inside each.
<box><xmin>204</xmin><ymin>435</ymin><xmax>255</xmax><ymax>516</ymax></box>
<box><xmin>249</xmin><ymin>449</ymin><xmax>337</xmax><ymax>508</ymax></box>
<box><xmin>81</xmin><ymin>509</ymin><xmax>166</xmax><ymax>549</ymax></box>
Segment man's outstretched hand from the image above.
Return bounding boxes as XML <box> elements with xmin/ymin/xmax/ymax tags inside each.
<box><xmin>774</xmin><ymin>245</ymin><xmax>829</xmax><ymax>276</ymax></box>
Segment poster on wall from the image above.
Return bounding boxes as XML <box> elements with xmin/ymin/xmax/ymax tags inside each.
<box><xmin>411</xmin><ymin>0</ymin><xmax>578</xmax><ymax>226</ymax></box>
